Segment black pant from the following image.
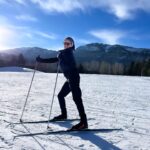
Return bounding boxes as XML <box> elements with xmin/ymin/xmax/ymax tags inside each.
<box><xmin>57</xmin><ymin>72</ymin><xmax>87</xmax><ymax>122</ymax></box>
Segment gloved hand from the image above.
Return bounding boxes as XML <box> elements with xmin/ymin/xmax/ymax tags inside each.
<box><xmin>36</xmin><ymin>55</ymin><xmax>42</xmax><ymax>62</ymax></box>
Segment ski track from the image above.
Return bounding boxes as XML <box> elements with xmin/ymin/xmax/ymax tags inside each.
<box><xmin>0</xmin><ymin>72</ymin><xmax>150</xmax><ymax>150</ymax></box>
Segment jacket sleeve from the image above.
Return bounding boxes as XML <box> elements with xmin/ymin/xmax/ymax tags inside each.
<box><xmin>39</xmin><ymin>57</ymin><xmax>58</xmax><ymax>63</ymax></box>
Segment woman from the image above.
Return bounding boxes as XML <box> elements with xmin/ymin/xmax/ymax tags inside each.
<box><xmin>36</xmin><ymin>37</ymin><xmax>88</xmax><ymax>130</ymax></box>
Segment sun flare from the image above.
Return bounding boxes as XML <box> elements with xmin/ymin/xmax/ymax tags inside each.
<box><xmin>0</xmin><ymin>26</ymin><xmax>16</xmax><ymax>50</ymax></box>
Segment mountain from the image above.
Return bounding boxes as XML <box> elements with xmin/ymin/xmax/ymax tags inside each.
<box><xmin>0</xmin><ymin>43</ymin><xmax>150</xmax><ymax>75</ymax></box>
<box><xmin>1</xmin><ymin>47</ymin><xmax>57</xmax><ymax>61</ymax></box>
<box><xmin>75</xmin><ymin>43</ymin><xmax>150</xmax><ymax>63</ymax></box>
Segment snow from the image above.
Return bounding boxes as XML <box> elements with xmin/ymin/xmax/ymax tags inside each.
<box><xmin>0</xmin><ymin>72</ymin><xmax>150</xmax><ymax>150</ymax></box>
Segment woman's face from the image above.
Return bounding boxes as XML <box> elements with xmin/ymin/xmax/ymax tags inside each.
<box><xmin>64</xmin><ymin>39</ymin><xmax>73</xmax><ymax>49</ymax></box>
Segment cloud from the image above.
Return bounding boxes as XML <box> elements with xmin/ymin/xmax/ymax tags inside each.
<box><xmin>16</xmin><ymin>14</ymin><xmax>38</xmax><ymax>22</ymax></box>
<box><xmin>0</xmin><ymin>0</ymin><xmax>26</xmax><ymax>5</ymax></box>
<box><xmin>0</xmin><ymin>16</ymin><xmax>57</xmax><ymax>50</ymax></box>
<box><xmin>35</xmin><ymin>31</ymin><xmax>57</xmax><ymax>39</ymax></box>
<box><xmin>14</xmin><ymin>0</ymin><xmax>26</xmax><ymax>5</ymax></box>
<box><xmin>1</xmin><ymin>0</ymin><xmax>150</xmax><ymax>20</ymax></box>
<box><xmin>89</xmin><ymin>29</ymin><xmax>126</xmax><ymax>44</ymax></box>
<box><xmin>30</xmin><ymin>0</ymin><xmax>84</xmax><ymax>13</ymax></box>
<box><xmin>99</xmin><ymin>0</ymin><xmax>150</xmax><ymax>20</ymax></box>
<box><xmin>26</xmin><ymin>0</ymin><xmax>150</xmax><ymax>20</ymax></box>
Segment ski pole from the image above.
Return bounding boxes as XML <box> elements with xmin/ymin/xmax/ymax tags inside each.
<box><xmin>20</xmin><ymin>61</ymin><xmax>38</xmax><ymax>122</ymax></box>
<box><xmin>47</xmin><ymin>63</ymin><xmax>59</xmax><ymax>129</ymax></box>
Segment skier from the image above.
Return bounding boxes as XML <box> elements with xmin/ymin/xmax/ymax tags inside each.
<box><xmin>36</xmin><ymin>37</ymin><xmax>88</xmax><ymax>130</ymax></box>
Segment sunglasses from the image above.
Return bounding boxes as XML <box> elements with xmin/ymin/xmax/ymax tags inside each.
<box><xmin>64</xmin><ymin>42</ymin><xmax>72</xmax><ymax>46</ymax></box>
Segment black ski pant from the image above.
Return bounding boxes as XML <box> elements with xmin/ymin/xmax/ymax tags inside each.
<box><xmin>57</xmin><ymin>73</ymin><xmax>87</xmax><ymax>122</ymax></box>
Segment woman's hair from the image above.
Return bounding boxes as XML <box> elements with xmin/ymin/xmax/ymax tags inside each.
<box><xmin>65</xmin><ymin>37</ymin><xmax>75</xmax><ymax>50</ymax></box>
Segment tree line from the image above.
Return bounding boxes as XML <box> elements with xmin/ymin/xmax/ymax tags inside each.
<box><xmin>78</xmin><ymin>59</ymin><xmax>150</xmax><ymax>76</ymax></box>
<box><xmin>0</xmin><ymin>53</ymin><xmax>150</xmax><ymax>76</ymax></box>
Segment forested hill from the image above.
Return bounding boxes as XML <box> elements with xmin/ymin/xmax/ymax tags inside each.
<box><xmin>0</xmin><ymin>43</ymin><xmax>150</xmax><ymax>76</ymax></box>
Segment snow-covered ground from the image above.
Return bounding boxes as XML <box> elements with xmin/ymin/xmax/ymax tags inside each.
<box><xmin>0</xmin><ymin>72</ymin><xmax>150</xmax><ymax>150</ymax></box>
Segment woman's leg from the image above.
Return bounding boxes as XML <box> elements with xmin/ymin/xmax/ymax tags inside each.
<box><xmin>69</xmin><ymin>75</ymin><xmax>87</xmax><ymax>125</ymax></box>
<box><xmin>57</xmin><ymin>81</ymin><xmax>71</xmax><ymax>116</ymax></box>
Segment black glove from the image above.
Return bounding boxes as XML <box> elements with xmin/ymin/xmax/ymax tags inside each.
<box><xmin>36</xmin><ymin>56</ymin><xmax>43</xmax><ymax>62</ymax></box>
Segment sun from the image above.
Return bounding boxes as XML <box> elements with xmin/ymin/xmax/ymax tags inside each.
<box><xmin>0</xmin><ymin>26</ymin><xmax>16</xmax><ymax>50</ymax></box>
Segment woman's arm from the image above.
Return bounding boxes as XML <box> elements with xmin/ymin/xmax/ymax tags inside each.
<box><xmin>36</xmin><ymin>56</ymin><xmax>58</xmax><ymax>63</ymax></box>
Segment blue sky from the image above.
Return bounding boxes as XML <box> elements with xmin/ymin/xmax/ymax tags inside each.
<box><xmin>0</xmin><ymin>0</ymin><xmax>150</xmax><ymax>50</ymax></box>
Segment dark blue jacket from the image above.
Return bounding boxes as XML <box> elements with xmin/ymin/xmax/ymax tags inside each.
<box><xmin>39</xmin><ymin>47</ymin><xmax>79</xmax><ymax>79</ymax></box>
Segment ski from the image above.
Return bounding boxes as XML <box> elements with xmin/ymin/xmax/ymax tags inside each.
<box><xmin>4</xmin><ymin>118</ymin><xmax>94</xmax><ymax>125</ymax></box>
<box><xmin>14</xmin><ymin>128</ymin><xmax>122</xmax><ymax>138</ymax></box>
<box><xmin>4</xmin><ymin>118</ymin><xmax>80</xmax><ymax>125</ymax></box>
